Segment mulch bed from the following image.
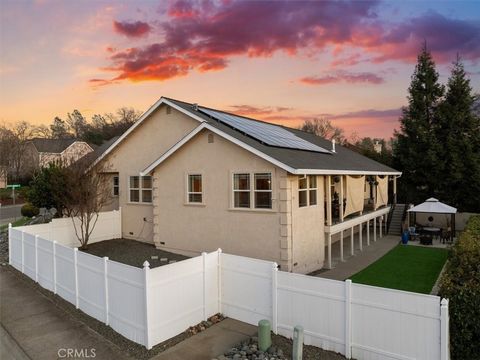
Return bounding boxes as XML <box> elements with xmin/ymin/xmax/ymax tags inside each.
<box><xmin>81</xmin><ymin>238</ymin><xmax>189</xmax><ymax>268</ymax></box>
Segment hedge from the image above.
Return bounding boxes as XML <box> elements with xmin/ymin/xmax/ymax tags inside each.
<box><xmin>439</xmin><ymin>215</ymin><xmax>480</xmax><ymax>360</ymax></box>
<box><xmin>20</xmin><ymin>203</ymin><xmax>40</xmax><ymax>218</ymax></box>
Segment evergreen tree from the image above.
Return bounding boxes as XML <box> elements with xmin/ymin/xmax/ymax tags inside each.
<box><xmin>436</xmin><ymin>57</ymin><xmax>480</xmax><ymax>212</ymax></box>
<box><xmin>394</xmin><ymin>43</ymin><xmax>444</xmax><ymax>202</ymax></box>
<box><xmin>50</xmin><ymin>117</ymin><xmax>71</xmax><ymax>139</ymax></box>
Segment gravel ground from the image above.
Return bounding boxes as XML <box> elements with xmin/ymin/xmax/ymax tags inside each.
<box><xmin>81</xmin><ymin>238</ymin><xmax>189</xmax><ymax>268</ymax></box>
<box><xmin>218</xmin><ymin>334</ymin><xmax>350</xmax><ymax>360</ymax></box>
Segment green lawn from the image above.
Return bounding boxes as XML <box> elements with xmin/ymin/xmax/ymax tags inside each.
<box><xmin>350</xmin><ymin>245</ymin><xmax>449</xmax><ymax>294</ymax></box>
<box><xmin>0</xmin><ymin>217</ymin><xmax>29</xmax><ymax>232</ymax></box>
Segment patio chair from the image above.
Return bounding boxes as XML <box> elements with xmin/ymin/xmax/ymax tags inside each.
<box><xmin>408</xmin><ymin>226</ymin><xmax>420</xmax><ymax>241</ymax></box>
<box><xmin>420</xmin><ymin>234</ymin><xmax>433</xmax><ymax>245</ymax></box>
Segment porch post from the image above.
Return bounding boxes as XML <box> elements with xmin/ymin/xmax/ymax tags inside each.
<box><xmin>340</xmin><ymin>231</ymin><xmax>344</xmax><ymax>262</ymax></box>
<box><xmin>359</xmin><ymin>223</ymin><xmax>363</xmax><ymax>251</ymax></box>
<box><xmin>339</xmin><ymin>176</ymin><xmax>344</xmax><ymax>223</ymax></box>
<box><xmin>385</xmin><ymin>215</ymin><xmax>388</xmax><ymax>234</ymax></box>
<box><xmin>326</xmin><ymin>176</ymin><xmax>332</xmax><ymax>226</ymax></box>
<box><xmin>327</xmin><ymin>233</ymin><xmax>332</xmax><ymax>269</ymax></box>
<box><xmin>350</xmin><ymin>227</ymin><xmax>354</xmax><ymax>256</ymax></box>
<box><xmin>379</xmin><ymin>217</ymin><xmax>383</xmax><ymax>238</ymax></box>
<box><xmin>366</xmin><ymin>220</ymin><xmax>370</xmax><ymax>246</ymax></box>
<box><xmin>373</xmin><ymin>176</ymin><xmax>378</xmax><ymax>211</ymax></box>
<box><xmin>374</xmin><ymin>217</ymin><xmax>377</xmax><ymax>242</ymax></box>
<box><xmin>393</xmin><ymin>176</ymin><xmax>397</xmax><ymax>205</ymax></box>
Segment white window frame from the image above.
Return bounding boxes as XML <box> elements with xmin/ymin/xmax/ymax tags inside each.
<box><xmin>186</xmin><ymin>173</ymin><xmax>204</xmax><ymax>205</ymax></box>
<box><xmin>128</xmin><ymin>175</ymin><xmax>153</xmax><ymax>204</ymax></box>
<box><xmin>231</xmin><ymin>171</ymin><xmax>274</xmax><ymax>211</ymax></box>
<box><xmin>254</xmin><ymin>173</ymin><xmax>272</xmax><ymax>209</ymax></box>
<box><xmin>113</xmin><ymin>176</ymin><xmax>119</xmax><ymax>196</ymax></box>
<box><xmin>299</xmin><ymin>175</ymin><xmax>317</xmax><ymax>208</ymax></box>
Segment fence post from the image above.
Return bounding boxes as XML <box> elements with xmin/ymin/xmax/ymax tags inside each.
<box><xmin>34</xmin><ymin>235</ymin><xmax>39</xmax><ymax>282</ymax></box>
<box><xmin>74</xmin><ymin>248</ymin><xmax>79</xmax><ymax>309</ymax></box>
<box><xmin>143</xmin><ymin>261</ymin><xmax>152</xmax><ymax>350</ymax></box>
<box><xmin>202</xmin><ymin>252</ymin><xmax>207</xmax><ymax>321</ymax></box>
<box><xmin>21</xmin><ymin>230</ymin><xmax>25</xmax><ymax>273</ymax></box>
<box><xmin>272</xmin><ymin>262</ymin><xmax>278</xmax><ymax>334</ymax></box>
<box><xmin>345</xmin><ymin>279</ymin><xmax>352</xmax><ymax>359</ymax></box>
<box><xmin>440</xmin><ymin>298</ymin><xmax>450</xmax><ymax>360</ymax></box>
<box><xmin>217</xmin><ymin>248</ymin><xmax>222</xmax><ymax>314</ymax></box>
<box><xmin>104</xmin><ymin>257</ymin><xmax>109</xmax><ymax>325</ymax></box>
<box><xmin>8</xmin><ymin>223</ymin><xmax>12</xmax><ymax>265</ymax></box>
<box><xmin>53</xmin><ymin>241</ymin><xmax>57</xmax><ymax>294</ymax></box>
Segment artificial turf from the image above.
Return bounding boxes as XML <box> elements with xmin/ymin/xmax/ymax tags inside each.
<box><xmin>350</xmin><ymin>244</ymin><xmax>449</xmax><ymax>294</ymax></box>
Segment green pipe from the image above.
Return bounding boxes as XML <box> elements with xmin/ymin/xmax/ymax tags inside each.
<box><xmin>258</xmin><ymin>319</ymin><xmax>272</xmax><ymax>351</ymax></box>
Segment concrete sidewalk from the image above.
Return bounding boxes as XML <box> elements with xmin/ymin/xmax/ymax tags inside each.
<box><xmin>317</xmin><ymin>235</ymin><xmax>400</xmax><ymax>281</ymax></box>
<box><xmin>0</xmin><ymin>267</ymin><xmax>130</xmax><ymax>360</ymax></box>
<box><xmin>152</xmin><ymin>319</ymin><xmax>256</xmax><ymax>360</ymax></box>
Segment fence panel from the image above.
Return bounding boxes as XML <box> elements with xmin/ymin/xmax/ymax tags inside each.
<box><xmin>55</xmin><ymin>243</ymin><xmax>76</xmax><ymax>304</ymax></box>
<box><xmin>277</xmin><ymin>272</ymin><xmax>346</xmax><ymax>355</ymax></box>
<box><xmin>23</xmin><ymin>233</ymin><xmax>36</xmax><ymax>280</ymax></box>
<box><xmin>221</xmin><ymin>253</ymin><xmax>273</xmax><ymax>325</ymax></box>
<box><xmin>77</xmin><ymin>251</ymin><xmax>107</xmax><ymax>322</ymax></box>
<box><xmin>37</xmin><ymin>237</ymin><xmax>55</xmax><ymax>291</ymax></box>
<box><xmin>107</xmin><ymin>260</ymin><xmax>147</xmax><ymax>346</ymax></box>
<box><xmin>9</xmin><ymin>228</ymin><xmax>23</xmax><ymax>272</ymax></box>
<box><xmin>148</xmin><ymin>256</ymin><xmax>205</xmax><ymax>346</ymax></box>
<box><xmin>204</xmin><ymin>251</ymin><xmax>220</xmax><ymax>316</ymax></box>
<box><xmin>351</xmin><ymin>283</ymin><xmax>441</xmax><ymax>360</ymax></box>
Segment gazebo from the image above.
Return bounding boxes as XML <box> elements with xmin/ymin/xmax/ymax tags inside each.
<box><xmin>407</xmin><ymin>198</ymin><xmax>457</xmax><ymax>241</ymax></box>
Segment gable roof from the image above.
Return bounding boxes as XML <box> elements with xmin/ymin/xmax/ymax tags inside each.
<box><xmin>79</xmin><ymin>136</ymin><xmax>120</xmax><ymax>166</ymax></box>
<box><xmin>93</xmin><ymin>96</ymin><xmax>400</xmax><ymax>175</ymax></box>
<box><xmin>29</xmin><ymin>138</ymin><xmax>78</xmax><ymax>153</ymax></box>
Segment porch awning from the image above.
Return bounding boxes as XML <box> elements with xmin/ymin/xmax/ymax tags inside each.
<box><xmin>407</xmin><ymin>198</ymin><xmax>457</xmax><ymax>214</ymax></box>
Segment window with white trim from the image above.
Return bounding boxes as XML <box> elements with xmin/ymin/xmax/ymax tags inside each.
<box><xmin>187</xmin><ymin>174</ymin><xmax>203</xmax><ymax>203</ymax></box>
<box><xmin>233</xmin><ymin>172</ymin><xmax>272</xmax><ymax>209</ymax></box>
<box><xmin>113</xmin><ymin>176</ymin><xmax>119</xmax><ymax>196</ymax></box>
<box><xmin>233</xmin><ymin>173</ymin><xmax>250</xmax><ymax>208</ymax></box>
<box><xmin>129</xmin><ymin>176</ymin><xmax>152</xmax><ymax>203</ymax></box>
<box><xmin>299</xmin><ymin>175</ymin><xmax>317</xmax><ymax>207</ymax></box>
<box><xmin>254</xmin><ymin>173</ymin><xmax>272</xmax><ymax>209</ymax></box>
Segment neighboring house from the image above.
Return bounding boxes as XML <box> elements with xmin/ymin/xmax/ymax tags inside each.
<box><xmin>93</xmin><ymin>97</ymin><xmax>401</xmax><ymax>274</ymax></box>
<box><xmin>24</xmin><ymin>138</ymin><xmax>94</xmax><ymax>171</ymax></box>
<box><xmin>0</xmin><ymin>166</ymin><xmax>7</xmax><ymax>188</ymax></box>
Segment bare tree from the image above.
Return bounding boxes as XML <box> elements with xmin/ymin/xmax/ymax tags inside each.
<box><xmin>299</xmin><ymin>118</ymin><xmax>346</xmax><ymax>144</ymax></box>
<box><xmin>63</xmin><ymin>159</ymin><xmax>112</xmax><ymax>249</ymax></box>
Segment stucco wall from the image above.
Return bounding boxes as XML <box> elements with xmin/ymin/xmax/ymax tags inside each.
<box><xmin>151</xmin><ymin>129</ymin><xmax>287</xmax><ymax>265</ymax></box>
<box><xmin>290</xmin><ymin>175</ymin><xmax>325</xmax><ymax>274</ymax></box>
<box><xmin>101</xmin><ymin>104</ymin><xmax>199</xmax><ymax>243</ymax></box>
<box><xmin>61</xmin><ymin>142</ymin><xmax>92</xmax><ymax>164</ymax></box>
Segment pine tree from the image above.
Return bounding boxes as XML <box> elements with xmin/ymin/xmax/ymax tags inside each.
<box><xmin>394</xmin><ymin>43</ymin><xmax>445</xmax><ymax>202</ymax></box>
<box><xmin>436</xmin><ymin>56</ymin><xmax>480</xmax><ymax>212</ymax></box>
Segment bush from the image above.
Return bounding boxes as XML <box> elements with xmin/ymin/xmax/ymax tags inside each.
<box><xmin>439</xmin><ymin>215</ymin><xmax>480</xmax><ymax>360</ymax></box>
<box><xmin>0</xmin><ymin>188</ymin><xmax>10</xmax><ymax>201</ymax></box>
<box><xmin>21</xmin><ymin>203</ymin><xmax>39</xmax><ymax>218</ymax></box>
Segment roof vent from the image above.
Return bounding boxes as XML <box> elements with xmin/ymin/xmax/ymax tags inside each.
<box><xmin>192</xmin><ymin>103</ymin><xmax>198</xmax><ymax>111</ymax></box>
<box><xmin>331</xmin><ymin>139</ymin><xmax>336</xmax><ymax>153</ymax></box>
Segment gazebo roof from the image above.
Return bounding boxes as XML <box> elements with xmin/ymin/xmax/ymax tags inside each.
<box><xmin>407</xmin><ymin>198</ymin><xmax>457</xmax><ymax>214</ymax></box>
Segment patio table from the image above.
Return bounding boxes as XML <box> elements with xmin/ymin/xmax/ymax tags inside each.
<box><xmin>423</xmin><ymin>227</ymin><xmax>441</xmax><ymax>232</ymax></box>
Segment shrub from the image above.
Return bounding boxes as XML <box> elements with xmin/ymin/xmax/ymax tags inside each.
<box><xmin>20</xmin><ymin>203</ymin><xmax>40</xmax><ymax>218</ymax></box>
<box><xmin>0</xmin><ymin>188</ymin><xmax>11</xmax><ymax>201</ymax></box>
<box><xmin>439</xmin><ymin>215</ymin><xmax>480</xmax><ymax>360</ymax></box>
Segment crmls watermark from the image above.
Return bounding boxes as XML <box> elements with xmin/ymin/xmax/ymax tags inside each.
<box><xmin>57</xmin><ymin>348</ymin><xmax>96</xmax><ymax>358</ymax></box>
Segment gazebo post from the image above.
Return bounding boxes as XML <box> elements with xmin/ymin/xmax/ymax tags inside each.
<box><xmin>451</xmin><ymin>213</ymin><xmax>455</xmax><ymax>241</ymax></box>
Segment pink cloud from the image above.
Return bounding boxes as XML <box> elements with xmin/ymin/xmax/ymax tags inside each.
<box><xmin>300</xmin><ymin>71</ymin><xmax>384</xmax><ymax>85</ymax></box>
<box><xmin>113</xmin><ymin>20</ymin><xmax>151</xmax><ymax>37</ymax></box>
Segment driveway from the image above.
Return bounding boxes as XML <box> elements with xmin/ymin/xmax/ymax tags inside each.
<box><xmin>0</xmin><ymin>266</ymin><xmax>130</xmax><ymax>360</ymax></box>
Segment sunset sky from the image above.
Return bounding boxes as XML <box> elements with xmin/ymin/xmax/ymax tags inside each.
<box><xmin>1</xmin><ymin>0</ymin><xmax>479</xmax><ymax>139</ymax></box>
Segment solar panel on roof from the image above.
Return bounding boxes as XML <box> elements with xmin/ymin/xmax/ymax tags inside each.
<box><xmin>198</xmin><ymin>107</ymin><xmax>330</xmax><ymax>153</ymax></box>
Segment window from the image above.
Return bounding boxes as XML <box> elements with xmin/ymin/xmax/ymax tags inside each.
<box><xmin>113</xmin><ymin>176</ymin><xmax>119</xmax><ymax>196</ymax></box>
<box><xmin>233</xmin><ymin>173</ymin><xmax>250</xmax><ymax>208</ymax></box>
<box><xmin>299</xmin><ymin>175</ymin><xmax>317</xmax><ymax>207</ymax></box>
<box><xmin>255</xmin><ymin>173</ymin><xmax>272</xmax><ymax>209</ymax></box>
<box><xmin>233</xmin><ymin>172</ymin><xmax>272</xmax><ymax>210</ymax></box>
<box><xmin>187</xmin><ymin>174</ymin><xmax>203</xmax><ymax>203</ymax></box>
<box><xmin>129</xmin><ymin>176</ymin><xmax>152</xmax><ymax>203</ymax></box>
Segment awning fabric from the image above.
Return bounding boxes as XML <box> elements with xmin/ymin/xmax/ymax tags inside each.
<box><xmin>344</xmin><ymin>175</ymin><xmax>365</xmax><ymax>217</ymax></box>
<box><xmin>375</xmin><ymin>175</ymin><xmax>388</xmax><ymax>208</ymax></box>
<box><xmin>407</xmin><ymin>198</ymin><xmax>457</xmax><ymax>214</ymax></box>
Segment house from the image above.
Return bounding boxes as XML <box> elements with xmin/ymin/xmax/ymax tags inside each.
<box><xmin>93</xmin><ymin>97</ymin><xmax>401</xmax><ymax>273</ymax></box>
<box><xmin>24</xmin><ymin>138</ymin><xmax>94</xmax><ymax>172</ymax></box>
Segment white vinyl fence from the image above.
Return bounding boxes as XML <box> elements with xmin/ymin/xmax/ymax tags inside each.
<box><xmin>9</xmin><ymin>219</ymin><xmax>449</xmax><ymax>359</ymax></box>
<box><xmin>16</xmin><ymin>209</ymin><xmax>121</xmax><ymax>247</ymax></box>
